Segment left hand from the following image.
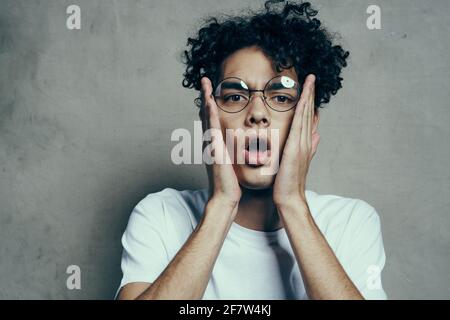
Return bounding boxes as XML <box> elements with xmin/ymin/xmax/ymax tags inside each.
<box><xmin>272</xmin><ymin>74</ymin><xmax>320</xmax><ymax>207</ymax></box>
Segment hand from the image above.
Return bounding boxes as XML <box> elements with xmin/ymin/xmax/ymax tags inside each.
<box><xmin>272</xmin><ymin>74</ymin><xmax>320</xmax><ymax>207</ymax></box>
<box><xmin>200</xmin><ymin>76</ymin><xmax>242</xmax><ymax>210</ymax></box>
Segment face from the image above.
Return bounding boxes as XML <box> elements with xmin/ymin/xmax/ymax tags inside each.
<box><xmin>203</xmin><ymin>45</ymin><xmax>319</xmax><ymax>190</ymax></box>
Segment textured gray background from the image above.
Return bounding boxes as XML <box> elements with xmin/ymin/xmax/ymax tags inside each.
<box><xmin>0</xmin><ymin>0</ymin><xmax>449</xmax><ymax>299</ymax></box>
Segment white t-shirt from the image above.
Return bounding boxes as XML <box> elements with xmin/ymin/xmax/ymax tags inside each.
<box><xmin>115</xmin><ymin>187</ymin><xmax>387</xmax><ymax>300</ymax></box>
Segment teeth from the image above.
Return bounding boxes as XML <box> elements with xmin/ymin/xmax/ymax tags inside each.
<box><xmin>246</xmin><ymin>137</ymin><xmax>269</xmax><ymax>151</ymax></box>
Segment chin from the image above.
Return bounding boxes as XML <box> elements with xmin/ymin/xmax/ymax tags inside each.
<box><xmin>234</xmin><ymin>164</ymin><xmax>276</xmax><ymax>190</ymax></box>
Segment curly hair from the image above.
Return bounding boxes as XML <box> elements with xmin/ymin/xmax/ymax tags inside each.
<box><xmin>181</xmin><ymin>0</ymin><xmax>350</xmax><ymax>110</ymax></box>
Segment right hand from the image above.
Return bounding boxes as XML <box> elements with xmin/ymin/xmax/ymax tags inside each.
<box><xmin>200</xmin><ymin>76</ymin><xmax>242</xmax><ymax>210</ymax></box>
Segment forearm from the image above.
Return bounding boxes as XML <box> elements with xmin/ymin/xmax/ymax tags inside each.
<box><xmin>136</xmin><ymin>198</ymin><xmax>237</xmax><ymax>300</ymax></box>
<box><xmin>277</xmin><ymin>199</ymin><xmax>363</xmax><ymax>300</ymax></box>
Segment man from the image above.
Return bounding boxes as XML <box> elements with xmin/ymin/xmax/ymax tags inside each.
<box><xmin>115</xmin><ymin>0</ymin><xmax>387</xmax><ymax>300</ymax></box>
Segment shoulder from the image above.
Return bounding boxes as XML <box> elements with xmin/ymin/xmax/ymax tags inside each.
<box><xmin>127</xmin><ymin>187</ymin><xmax>208</xmax><ymax>232</ymax></box>
<box><xmin>306</xmin><ymin>189</ymin><xmax>382</xmax><ymax>247</ymax></box>
<box><xmin>136</xmin><ymin>187</ymin><xmax>184</xmax><ymax>208</ymax></box>
<box><xmin>307</xmin><ymin>189</ymin><xmax>379</xmax><ymax>224</ymax></box>
<box><xmin>138</xmin><ymin>186</ymin><xmax>208</xmax><ymax>207</ymax></box>
<box><xmin>130</xmin><ymin>188</ymin><xmax>180</xmax><ymax>223</ymax></box>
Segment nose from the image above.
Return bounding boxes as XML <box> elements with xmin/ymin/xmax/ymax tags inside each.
<box><xmin>245</xmin><ymin>91</ymin><xmax>270</xmax><ymax>127</ymax></box>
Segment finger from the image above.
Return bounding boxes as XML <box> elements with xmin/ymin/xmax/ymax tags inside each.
<box><xmin>306</xmin><ymin>79</ymin><xmax>315</xmax><ymax>149</ymax></box>
<box><xmin>201</xmin><ymin>77</ymin><xmax>232</xmax><ymax>165</ymax></box>
<box><xmin>200</xmin><ymin>81</ymin><xmax>212</xmax><ymax>152</ymax></box>
<box><xmin>285</xmin><ymin>74</ymin><xmax>315</xmax><ymax>152</ymax></box>
<box><xmin>201</xmin><ymin>77</ymin><xmax>222</xmax><ymax>131</ymax></box>
<box><xmin>300</xmin><ymin>75</ymin><xmax>315</xmax><ymax>151</ymax></box>
<box><xmin>311</xmin><ymin>85</ymin><xmax>317</xmax><ymax>134</ymax></box>
<box><xmin>300</xmin><ymin>91</ymin><xmax>310</xmax><ymax>150</ymax></box>
<box><xmin>201</xmin><ymin>77</ymin><xmax>223</xmax><ymax>148</ymax></box>
<box><xmin>307</xmin><ymin>97</ymin><xmax>312</xmax><ymax>149</ymax></box>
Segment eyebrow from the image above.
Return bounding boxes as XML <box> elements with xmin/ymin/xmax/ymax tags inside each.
<box><xmin>220</xmin><ymin>82</ymin><xmax>247</xmax><ymax>90</ymax></box>
<box><xmin>220</xmin><ymin>81</ymin><xmax>291</xmax><ymax>90</ymax></box>
<box><xmin>266</xmin><ymin>82</ymin><xmax>286</xmax><ymax>90</ymax></box>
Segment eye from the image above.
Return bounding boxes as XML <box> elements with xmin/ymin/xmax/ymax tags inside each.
<box><xmin>224</xmin><ymin>94</ymin><xmax>246</xmax><ymax>102</ymax></box>
<box><xmin>274</xmin><ymin>95</ymin><xmax>292</xmax><ymax>103</ymax></box>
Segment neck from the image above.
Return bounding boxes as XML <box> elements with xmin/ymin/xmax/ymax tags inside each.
<box><xmin>233</xmin><ymin>186</ymin><xmax>283</xmax><ymax>232</ymax></box>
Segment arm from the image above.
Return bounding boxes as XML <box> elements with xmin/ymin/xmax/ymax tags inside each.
<box><xmin>118</xmin><ymin>76</ymin><xmax>241</xmax><ymax>300</ymax></box>
<box><xmin>277</xmin><ymin>198</ymin><xmax>363</xmax><ymax>300</ymax></box>
<box><xmin>273</xmin><ymin>74</ymin><xmax>362</xmax><ymax>299</ymax></box>
<box><xmin>118</xmin><ymin>197</ymin><xmax>237</xmax><ymax>300</ymax></box>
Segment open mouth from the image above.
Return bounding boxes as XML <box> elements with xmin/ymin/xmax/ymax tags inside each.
<box><xmin>242</xmin><ymin>135</ymin><xmax>271</xmax><ymax>166</ymax></box>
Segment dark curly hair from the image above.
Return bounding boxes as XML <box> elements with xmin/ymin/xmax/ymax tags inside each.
<box><xmin>181</xmin><ymin>0</ymin><xmax>350</xmax><ymax>111</ymax></box>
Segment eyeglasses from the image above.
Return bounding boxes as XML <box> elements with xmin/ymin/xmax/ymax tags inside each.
<box><xmin>213</xmin><ymin>75</ymin><xmax>301</xmax><ymax>113</ymax></box>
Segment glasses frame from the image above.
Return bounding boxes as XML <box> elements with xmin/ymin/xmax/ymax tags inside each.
<box><xmin>212</xmin><ymin>75</ymin><xmax>301</xmax><ymax>114</ymax></box>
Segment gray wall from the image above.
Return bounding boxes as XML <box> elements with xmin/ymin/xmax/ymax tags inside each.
<box><xmin>0</xmin><ymin>0</ymin><xmax>449</xmax><ymax>299</ymax></box>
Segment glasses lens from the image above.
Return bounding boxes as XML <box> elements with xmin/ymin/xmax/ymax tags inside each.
<box><xmin>265</xmin><ymin>76</ymin><xmax>300</xmax><ymax>111</ymax></box>
<box><xmin>214</xmin><ymin>78</ymin><xmax>249</xmax><ymax>113</ymax></box>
